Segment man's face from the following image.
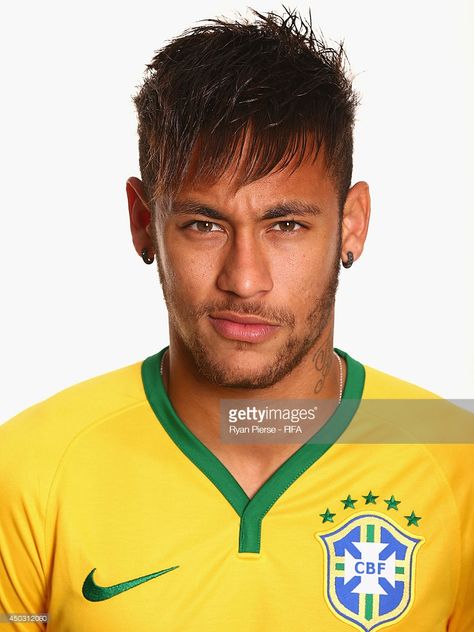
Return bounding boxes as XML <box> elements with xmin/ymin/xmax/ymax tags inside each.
<box><xmin>151</xmin><ymin>146</ymin><xmax>342</xmax><ymax>389</ymax></box>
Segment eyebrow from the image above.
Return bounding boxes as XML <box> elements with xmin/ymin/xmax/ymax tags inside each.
<box><xmin>170</xmin><ymin>199</ymin><xmax>323</xmax><ymax>221</ymax></box>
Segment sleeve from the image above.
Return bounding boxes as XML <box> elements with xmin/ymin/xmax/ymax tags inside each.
<box><xmin>0</xmin><ymin>415</ymin><xmax>48</xmax><ymax>631</ymax></box>
<box><xmin>445</xmin><ymin>445</ymin><xmax>474</xmax><ymax>631</ymax></box>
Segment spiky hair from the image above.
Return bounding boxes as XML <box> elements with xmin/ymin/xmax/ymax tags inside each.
<box><xmin>132</xmin><ymin>6</ymin><xmax>360</xmax><ymax>214</ymax></box>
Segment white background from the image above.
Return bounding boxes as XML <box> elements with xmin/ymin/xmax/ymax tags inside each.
<box><xmin>1</xmin><ymin>0</ymin><xmax>473</xmax><ymax>423</ymax></box>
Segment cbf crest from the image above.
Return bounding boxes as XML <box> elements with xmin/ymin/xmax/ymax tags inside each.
<box><xmin>317</xmin><ymin>513</ymin><xmax>424</xmax><ymax>631</ymax></box>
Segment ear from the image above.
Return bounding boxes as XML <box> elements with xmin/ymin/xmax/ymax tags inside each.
<box><xmin>126</xmin><ymin>176</ymin><xmax>154</xmax><ymax>257</ymax></box>
<box><xmin>340</xmin><ymin>181</ymin><xmax>371</xmax><ymax>264</ymax></box>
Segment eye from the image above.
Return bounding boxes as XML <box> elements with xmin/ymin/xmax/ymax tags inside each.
<box><xmin>271</xmin><ymin>220</ymin><xmax>305</xmax><ymax>232</ymax></box>
<box><xmin>187</xmin><ymin>220</ymin><xmax>224</xmax><ymax>233</ymax></box>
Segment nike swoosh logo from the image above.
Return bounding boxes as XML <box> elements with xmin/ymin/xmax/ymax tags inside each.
<box><xmin>82</xmin><ymin>565</ymin><xmax>179</xmax><ymax>601</ymax></box>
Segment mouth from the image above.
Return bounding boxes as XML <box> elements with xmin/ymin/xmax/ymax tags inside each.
<box><xmin>208</xmin><ymin>313</ymin><xmax>281</xmax><ymax>343</ymax></box>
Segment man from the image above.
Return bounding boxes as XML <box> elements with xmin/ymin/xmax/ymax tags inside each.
<box><xmin>0</xmin><ymin>7</ymin><xmax>472</xmax><ymax>632</ymax></box>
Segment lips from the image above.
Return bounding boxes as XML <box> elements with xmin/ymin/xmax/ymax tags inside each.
<box><xmin>208</xmin><ymin>311</ymin><xmax>277</xmax><ymax>325</ymax></box>
<box><xmin>208</xmin><ymin>315</ymin><xmax>281</xmax><ymax>343</ymax></box>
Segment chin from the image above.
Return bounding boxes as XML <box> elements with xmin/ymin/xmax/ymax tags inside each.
<box><xmin>212</xmin><ymin>346</ymin><xmax>275</xmax><ymax>368</ymax></box>
<box><xmin>195</xmin><ymin>351</ymin><xmax>283</xmax><ymax>390</ymax></box>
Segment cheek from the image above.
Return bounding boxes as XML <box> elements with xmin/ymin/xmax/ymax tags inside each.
<box><xmin>274</xmin><ymin>246</ymin><xmax>328</xmax><ymax>285</ymax></box>
<box><xmin>163</xmin><ymin>243</ymin><xmax>213</xmax><ymax>298</ymax></box>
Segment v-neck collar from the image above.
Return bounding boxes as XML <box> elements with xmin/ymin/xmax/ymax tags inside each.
<box><xmin>142</xmin><ymin>346</ymin><xmax>365</xmax><ymax>554</ymax></box>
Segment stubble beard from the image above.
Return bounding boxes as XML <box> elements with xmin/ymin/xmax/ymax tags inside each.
<box><xmin>153</xmin><ymin>226</ymin><xmax>342</xmax><ymax>390</ymax></box>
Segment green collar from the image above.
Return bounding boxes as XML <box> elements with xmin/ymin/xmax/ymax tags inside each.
<box><xmin>142</xmin><ymin>346</ymin><xmax>365</xmax><ymax>554</ymax></box>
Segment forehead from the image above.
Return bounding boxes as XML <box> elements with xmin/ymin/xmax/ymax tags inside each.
<box><xmin>173</xmin><ymin>134</ymin><xmax>336</xmax><ymax>208</ymax></box>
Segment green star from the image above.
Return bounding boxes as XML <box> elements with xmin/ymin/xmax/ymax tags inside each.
<box><xmin>404</xmin><ymin>511</ymin><xmax>422</xmax><ymax>527</ymax></box>
<box><xmin>341</xmin><ymin>494</ymin><xmax>358</xmax><ymax>510</ymax></box>
<box><xmin>320</xmin><ymin>508</ymin><xmax>336</xmax><ymax>523</ymax></box>
<box><xmin>384</xmin><ymin>495</ymin><xmax>401</xmax><ymax>511</ymax></box>
<box><xmin>362</xmin><ymin>490</ymin><xmax>379</xmax><ymax>505</ymax></box>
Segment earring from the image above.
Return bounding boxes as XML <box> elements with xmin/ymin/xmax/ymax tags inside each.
<box><xmin>141</xmin><ymin>247</ymin><xmax>154</xmax><ymax>265</ymax></box>
<box><xmin>342</xmin><ymin>251</ymin><xmax>354</xmax><ymax>268</ymax></box>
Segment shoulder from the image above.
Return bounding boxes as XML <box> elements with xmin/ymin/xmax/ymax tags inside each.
<box><xmin>0</xmin><ymin>359</ymin><xmax>146</xmax><ymax>498</ymax></box>
<box><xmin>361</xmin><ymin>361</ymin><xmax>442</xmax><ymax>399</ymax></box>
<box><xmin>0</xmin><ymin>359</ymin><xmax>145</xmax><ymax>442</ymax></box>
<box><xmin>357</xmin><ymin>358</ymin><xmax>474</xmax><ymax>492</ymax></box>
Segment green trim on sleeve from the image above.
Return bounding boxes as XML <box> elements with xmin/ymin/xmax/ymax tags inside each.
<box><xmin>142</xmin><ymin>346</ymin><xmax>365</xmax><ymax>554</ymax></box>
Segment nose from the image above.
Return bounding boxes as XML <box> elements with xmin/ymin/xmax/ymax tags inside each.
<box><xmin>216</xmin><ymin>230</ymin><xmax>273</xmax><ymax>298</ymax></box>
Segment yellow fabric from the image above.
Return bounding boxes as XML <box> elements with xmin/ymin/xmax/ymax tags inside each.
<box><xmin>0</xmin><ymin>356</ymin><xmax>472</xmax><ymax>631</ymax></box>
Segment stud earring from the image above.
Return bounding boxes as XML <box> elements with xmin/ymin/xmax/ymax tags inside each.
<box><xmin>342</xmin><ymin>251</ymin><xmax>354</xmax><ymax>268</ymax></box>
<box><xmin>141</xmin><ymin>247</ymin><xmax>154</xmax><ymax>264</ymax></box>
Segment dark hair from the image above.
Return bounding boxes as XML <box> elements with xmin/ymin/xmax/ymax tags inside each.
<box><xmin>132</xmin><ymin>6</ymin><xmax>359</xmax><ymax>216</ymax></box>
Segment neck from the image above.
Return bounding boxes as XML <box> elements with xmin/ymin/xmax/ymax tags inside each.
<box><xmin>160</xmin><ymin>316</ymin><xmax>346</xmax><ymax>489</ymax></box>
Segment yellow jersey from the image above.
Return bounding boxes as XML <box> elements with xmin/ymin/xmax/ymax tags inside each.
<box><xmin>0</xmin><ymin>346</ymin><xmax>472</xmax><ymax>631</ymax></box>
